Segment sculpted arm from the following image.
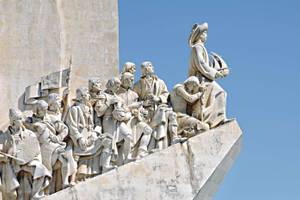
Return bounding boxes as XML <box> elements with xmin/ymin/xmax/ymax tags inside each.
<box><xmin>65</xmin><ymin>107</ymin><xmax>82</xmax><ymax>143</ymax></box>
<box><xmin>176</xmin><ymin>85</ymin><xmax>201</xmax><ymax>104</ymax></box>
<box><xmin>133</xmin><ymin>82</ymin><xmax>142</xmax><ymax>100</ymax></box>
<box><xmin>194</xmin><ymin>46</ymin><xmax>218</xmax><ymax>80</ymax></box>
<box><xmin>55</xmin><ymin>121</ymin><xmax>69</xmax><ymax>142</ymax></box>
<box><xmin>158</xmin><ymin>80</ymin><xmax>169</xmax><ymax>104</ymax></box>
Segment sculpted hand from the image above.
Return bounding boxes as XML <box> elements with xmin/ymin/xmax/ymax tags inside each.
<box><xmin>148</xmin><ymin>94</ymin><xmax>160</xmax><ymax>103</ymax></box>
<box><xmin>50</xmin><ymin>135</ymin><xmax>59</xmax><ymax>143</ymax></box>
<box><xmin>196</xmin><ymin>92</ymin><xmax>203</xmax><ymax>99</ymax></box>
<box><xmin>78</xmin><ymin>138</ymin><xmax>87</xmax><ymax>150</ymax></box>
<box><xmin>215</xmin><ymin>71</ymin><xmax>224</xmax><ymax>79</ymax></box>
<box><xmin>87</xmin><ymin>135</ymin><xmax>96</xmax><ymax>146</ymax></box>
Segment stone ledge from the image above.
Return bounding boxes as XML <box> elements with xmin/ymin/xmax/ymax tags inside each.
<box><xmin>44</xmin><ymin>120</ymin><xmax>242</xmax><ymax>200</ymax></box>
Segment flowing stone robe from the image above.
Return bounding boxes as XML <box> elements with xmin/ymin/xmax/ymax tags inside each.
<box><xmin>170</xmin><ymin>84</ymin><xmax>209</xmax><ymax>137</ymax></box>
<box><xmin>0</xmin><ymin>131</ymin><xmax>19</xmax><ymax>200</ymax></box>
<box><xmin>26</xmin><ymin>113</ymin><xmax>76</xmax><ymax>192</ymax></box>
<box><xmin>6</xmin><ymin>126</ymin><xmax>51</xmax><ymax>200</ymax></box>
<box><xmin>65</xmin><ymin>102</ymin><xmax>104</xmax><ymax>178</ymax></box>
<box><xmin>41</xmin><ymin>112</ymin><xmax>76</xmax><ymax>192</ymax></box>
<box><xmin>134</xmin><ymin>76</ymin><xmax>178</xmax><ymax>150</ymax></box>
<box><xmin>117</xmin><ymin>87</ymin><xmax>152</xmax><ymax>158</ymax></box>
<box><xmin>188</xmin><ymin>43</ymin><xmax>227</xmax><ymax>128</ymax></box>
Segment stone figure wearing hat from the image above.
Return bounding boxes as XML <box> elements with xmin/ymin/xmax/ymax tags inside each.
<box><xmin>188</xmin><ymin>22</ymin><xmax>228</xmax><ymax>128</ymax></box>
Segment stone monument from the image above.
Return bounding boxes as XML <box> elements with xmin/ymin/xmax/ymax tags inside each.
<box><xmin>0</xmin><ymin>0</ymin><xmax>119</xmax><ymax>128</ymax></box>
<box><xmin>0</xmin><ymin>1</ymin><xmax>242</xmax><ymax>200</ymax></box>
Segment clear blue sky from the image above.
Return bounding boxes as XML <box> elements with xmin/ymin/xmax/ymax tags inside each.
<box><xmin>119</xmin><ymin>1</ymin><xmax>300</xmax><ymax>199</ymax></box>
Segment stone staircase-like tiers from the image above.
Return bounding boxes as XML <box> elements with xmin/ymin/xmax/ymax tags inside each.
<box><xmin>44</xmin><ymin>120</ymin><xmax>242</xmax><ymax>200</ymax></box>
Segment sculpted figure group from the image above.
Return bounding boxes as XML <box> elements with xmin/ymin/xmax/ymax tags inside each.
<box><xmin>0</xmin><ymin>22</ymin><xmax>230</xmax><ymax>200</ymax></box>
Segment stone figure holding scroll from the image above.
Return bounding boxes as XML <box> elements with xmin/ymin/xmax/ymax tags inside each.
<box><xmin>188</xmin><ymin>22</ymin><xmax>229</xmax><ymax>128</ymax></box>
<box><xmin>65</xmin><ymin>87</ymin><xmax>111</xmax><ymax>180</ymax></box>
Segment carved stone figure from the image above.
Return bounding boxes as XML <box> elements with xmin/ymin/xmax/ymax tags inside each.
<box><xmin>117</xmin><ymin>72</ymin><xmax>152</xmax><ymax>159</ymax></box>
<box><xmin>134</xmin><ymin>61</ymin><xmax>185</xmax><ymax>150</ymax></box>
<box><xmin>0</xmin><ymin>130</ymin><xmax>19</xmax><ymax>200</ymax></box>
<box><xmin>188</xmin><ymin>22</ymin><xmax>228</xmax><ymax>128</ymax></box>
<box><xmin>88</xmin><ymin>78</ymin><xmax>104</xmax><ymax>106</ymax></box>
<box><xmin>122</xmin><ymin>62</ymin><xmax>136</xmax><ymax>75</ymax></box>
<box><xmin>101</xmin><ymin>77</ymin><xmax>122</xmax><ymax>138</ymax></box>
<box><xmin>93</xmin><ymin>98</ymin><xmax>116</xmax><ymax>172</ymax></box>
<box><xmin>65</xmin><ymin>87</ymin><xmax>111</xmax><ymax>180</ymax></box>
<box><xmin>170</xmin><ymin>76</ymin><xmax>209</xmax><ymax>138</ymax></box>
<box><xmin>6</xmin><ymin>109</ymin><xmax>51</xmax><ymax>200</ymax></box>
<box><xmin>47</xmin><ymin>94</ymin><xmax>77</xmax><ymax>190</ymax></box>
<box><xmin>111</xmin><ymin>103</ymin><xmax>135</xmax><ymax>165</ymax></box>
<box><xmin>25</xmin><ymin>99</ymin><xmax>76</xmax><ymax>193</ymax></box>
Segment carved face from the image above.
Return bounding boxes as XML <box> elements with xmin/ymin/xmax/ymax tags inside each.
<box><xmin>200</xmin><ymin>30</ymin><xmax>208</xmax><ymax>43</ymax></box>
<box><xmin>10</xmin><ymin>115</ymin><xmax>23</xmax><ymax>128</ymax></box>
<box><xmin>9</xmin><ymin>109</ymin><xmax>23</xmax><ymax>129</ymax></box>
<box><xmin>81</xmin><ymin>91</ymin><xmax>91</xmax><ymax>102</ymax></box>
<box><xmin>36</xmin><ymin>106</ymin><xmax>47</xmax><ymax>118</ymax></box>
<box><xmin>128</xmin><ymin>65</ymin><xmax>136</xmax><ymax>74</ymax></box>
<box><xmin>121</xmin><ymin>74</ymin><xmax>134</xmax><ymax>89</ymax></box>
<box><xmin>185</xmin><ymin>82</ymin><xmax>199</xmax><ymax>94</ymax></box>
<box><xmin>76</xmin><ymin>88</ymin><xmax>91</xmax><ymax>103</ymax></box>
<box><xmin>35</xmin><ymin>100</ymin><xmax>48</xmax><ymax>118</ymax></box>
<box><xmin>142</xmin><ymin>62</ymin><xmax>154</xmax><ymax>76</ymax></box>
<box><xmin>89</xmin><ymin>79</ymin><xmax>102</xmax><ymax>93</ymax></box>
<box><xmin>49</xmin><ymin>95</ymin><xmax>62</xmax><ymax>112</ymax></box>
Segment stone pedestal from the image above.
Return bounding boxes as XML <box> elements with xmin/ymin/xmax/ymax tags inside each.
<box><xmin>0</xmin><ymin>0</ymin><xmax>119</xmax><ymax>128</ymax></box>
<box><xmin>43</xmin><ymin>120</ymin><xmax>242</xmax><ymax>200</ymax></box>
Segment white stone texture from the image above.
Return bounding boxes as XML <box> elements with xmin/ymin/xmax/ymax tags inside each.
<box><xmin>0</xmin><ymin>0</ymin><xmax>119</xmax><ymax>128</ymax></box>
<box><xmin>43</xmin><ymin>120</ymin><xmax>242</xmax><ymax>200</ymax></box>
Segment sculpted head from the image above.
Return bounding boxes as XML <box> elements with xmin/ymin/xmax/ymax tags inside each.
<box><xmin>184</xmin><ymin>76</ymin><xmax>200</xmax><ymax>94</ymax></box>
<box><xmin>121</xmin><ymin>72</ymin><xmax>134</xmax><ymax>89</ymax></box>
<box><xmin>141</xmin><ymin>61</ymin><xmax>155</xmax><ymax>77</ymax></box>
<box><xmin>122</xmin><ymin>62</ymin><xmax>136</xmax><ymax>74</ymax></box>
<box><xmin>89</xmin><ymin>78</ymin><xmax>102</xmax><ymax>94</ymax></box>
<box><xmin>9</xmin><ymin>108</ymin><xmax>23</xmax><ymax>128</ymax></box>
<box><xmin>189</xmin><ymin>22</ymin><xmax>208</xmax><ymax>46</ymax></box>
<box><xmin>48</xmin><ymin>93</ymin><xmax>62</xmax><ymax>112</ymax></box>
<box><xmin>105</xmin><ymin>77</ymin><xmax>121</xmax><ymax>94</ymax></box>
<box><xmin>76</xmin><ymin>87</ymin><xmax>90</xmax><ymax>104</ymax></box>
<box><xmin>34</xmin><ymin>100</ymin><xmax>48</xmax><ymax>118</ymax></box>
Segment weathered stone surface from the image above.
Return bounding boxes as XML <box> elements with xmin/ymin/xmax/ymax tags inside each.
<box><xmin>0</xmin><ymin>0</ymin><xmax>119</xmax><ymax>128</ymax></box>
<box><xmin>43</xmin><ymin>120</ymin><xmax>242</xmax><ymax>200</ymax></box>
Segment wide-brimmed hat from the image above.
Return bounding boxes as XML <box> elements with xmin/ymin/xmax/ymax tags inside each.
<box><xmin>189</xmin><ymin>22</ymin><xmax>208</xmax><ymax>46</ymax></box>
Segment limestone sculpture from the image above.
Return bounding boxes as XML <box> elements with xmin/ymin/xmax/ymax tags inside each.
<box><xmin>188</xmin><ymin>22</ymin><xmax>229</xmax><ymax>128</ymax></box>
<box><xmin>170</xmin><ymin>76</ymin><xmax>209</xmax><ymax>138</ymax></box>
<box><xmin>0</xmin><ymin>22</ymin><xmax>232</xmax><ymax>200</ymax></box>
<box><xmin>5</xmin><ymin>109</ymin><xmax>51</xmax><ymax>200</ymax></box>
